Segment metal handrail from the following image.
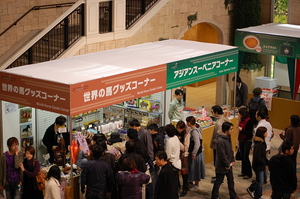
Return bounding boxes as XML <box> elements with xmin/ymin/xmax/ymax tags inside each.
<box><xmin>0</xmin><ymin>2</ymin><xmax>75</xmax><ymax>37</ymax></box>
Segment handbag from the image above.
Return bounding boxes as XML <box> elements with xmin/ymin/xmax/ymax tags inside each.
<box><xmin>235</xmin><ymin>149</ymin><xmax>242</xmax><ymax>161</ymax></box>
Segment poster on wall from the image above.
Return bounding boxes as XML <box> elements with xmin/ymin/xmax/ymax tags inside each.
<box><xmin>262</xmin><ymin>89</ymin><xmax>273</xmax><ymax>111</ymax></box>
<box><xmin>21</xmin><ymin>137</ymin><xmax>33</xmax><ymax>152</ymax></box>
<box><xmin>20</xmin><ymin>123</ymin><xmax>32</xmax><ymax>138</ymax></box>
<box><xmin>20</xmin><ymin>108</ymin><xmax>32</xmax><ymax>123</ymax></box>
<box><xmin>5</xmin><ymin>102</ymin><xmax>17</xmax><ymax>114</ymax></box>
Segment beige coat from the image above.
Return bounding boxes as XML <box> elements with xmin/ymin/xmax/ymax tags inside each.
<box><xmin>44</xmin><ymin>177</ymin><xmax>60</xmax><ymax>199</ymax></box>
<box><xmin>210</xmin><ymin>115</ymin><xmax>230</xmax><ymax>149</ymax></box>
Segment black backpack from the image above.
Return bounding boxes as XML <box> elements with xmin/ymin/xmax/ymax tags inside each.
<box><xmin>248</xmin><ymin>98</ymin><xmax>267</xmax><ymax>123</ymax></box>
<box><xmin>249</xmin><ymin>98</ymin><xmax>264</xmax><ymax>113</ymax></box>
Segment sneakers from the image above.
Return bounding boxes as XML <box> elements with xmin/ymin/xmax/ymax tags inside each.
<box><xmin>190</xmin><ymin>184</ymin><xmax>199</xmax><ymax>190</ymax></box>
<box><xmin>246</xmin><ymin>187</ymin><xmax>254</xmax><ymax>198</ymax></box>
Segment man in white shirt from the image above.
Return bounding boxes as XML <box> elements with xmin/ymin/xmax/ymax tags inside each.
<box><xmin>255</xmin><ymin>108</ymin><xmax>273</xmax><ymax>152</ymax></box>
<box><xmin>255</xmin><ymin>107</ymin><xmax>273</xmax><ymax>184</ymax></box>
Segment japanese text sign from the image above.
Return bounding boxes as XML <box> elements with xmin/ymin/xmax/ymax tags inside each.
<box><xmin>69</xmin><ymin>64</ymin><xmax>166</xmax><ymax>115</ymax></box>
<box><xmin>0</xmin><ymin>72</ymin><xmax>70</xmax><ymax>114</ymax></box>
<box><xmin>166</xmin><ymin>49</ymin><xmax>238</xmax><ymax>89</ymax></box>
<box><xmin>235</xmin><ymin>31</ymin><xmax>300</xmax><ymax>59</ymax></box>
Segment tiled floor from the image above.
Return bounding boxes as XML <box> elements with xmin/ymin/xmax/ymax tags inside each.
<box><xmin>182</xmin><ymin>82</ymin><xmax>300</xmax><ymax>199</ymax></box>
<box><xmin>2</xmin><ymin>83</ymin><xmax>299</xmax><ymax>199</ymax></box>
<box><xmin>186</xmin><ymin>82</ymin><xmax>216</xmax><ymax>110</ymax></box>
<box><xmin>182</xmin><ymin>128</ymin><xmax>300</xmax><ymax>199</ymax></box>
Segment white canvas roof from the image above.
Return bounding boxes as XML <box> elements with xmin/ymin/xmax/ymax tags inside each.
<box><xmin>3</xmin><ymin>39</ymin><xmax>237</xmax><ymax>84</ymax></box>
<box><xmin>236</xmin><ymin>23</ymin><xmax>300</xmax><ymax>39</ymax></box>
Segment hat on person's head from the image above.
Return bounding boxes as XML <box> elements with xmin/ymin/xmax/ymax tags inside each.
<box><xmin>108</xmin><ymin>132</ymin><xmax>122</xmax><ymax>144</ymax></box>
<box><xmin>253</xmin><ymin>87</ymin><xmax>262</xmax><ymax>96</ymax></box>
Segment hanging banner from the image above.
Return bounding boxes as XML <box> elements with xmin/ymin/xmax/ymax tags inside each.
<box><xmin>69</xmin><ymin>64</ymin><xmax>166</xmax><ymax>116</ymax></box>
<box><xmin>166</xmin><ymin>49</ymin><xmax>239</xmax><ymax>89</ymax></box>
<box><xmin>235</xmin><ymin>31</ymin><xmax>300</xmax><ymax>59</ymax></box>
<box><xmin>262</xmin><ymin>89</ymin><xmax>273</xmax><ymax>110</ymax></box>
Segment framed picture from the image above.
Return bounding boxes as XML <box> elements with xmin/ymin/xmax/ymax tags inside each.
<box><xmin>139</xmin><ymin>99</ymin><xmax>151</xmax><ymax>111</ymax></box>
<box><xmin>20</xmin><ymin>123</ymin><xmax>32</xmax><ymax>138</ymax></box>
<box><xmin>124</xmin><ymin>98</ymin><xmax>139</xmax><ymax>108</ymax></box>
<box><xmin>21</xmin><ymin>137</ymin><xmax>33</xmax><ymax>152</ymax></box>
<box><xmin>5</xmin><ymin>103</ymin><xmax>17</xmax><ymax>114</ymax></box>
<box><xmin>20</xmin><ymin>108</ymin><xmax>32</xmax><ymax>123</ymax></box>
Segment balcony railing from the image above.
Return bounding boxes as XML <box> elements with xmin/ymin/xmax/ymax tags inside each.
<box><xmin>99</xmin><ymin>1</ymin><xmax>113</xmax><ymax>34</ymax></box>
<box><xmin>126</xmin><ymin>0</ymin><xmax>159</xmax><ymax>29</ymax></box>
<box><xmin>8</xmin><ymin>4</ymin><xmax>84</xmax><ymax>69</ymax></box>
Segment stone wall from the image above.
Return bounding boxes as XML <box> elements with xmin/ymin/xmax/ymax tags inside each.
<box><xmin>0</xmin><ymin>0</ymin><xmax>75</xmax><ymax>56</ymax></box>
<box><xmin>290</xmin><ymin>0</ymin><xmax>300</xmax><ymax>25</ymax></box>
<box><xmin>74</xmin><ymin>0</ymin><xmax>232</xmax><ymax>56</ymax></box>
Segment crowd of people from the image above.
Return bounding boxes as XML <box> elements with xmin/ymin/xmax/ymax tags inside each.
<box><xmin>0</xmin><ymin>79</ymin><xmax>299</xmax><ymax>199</ymax></box>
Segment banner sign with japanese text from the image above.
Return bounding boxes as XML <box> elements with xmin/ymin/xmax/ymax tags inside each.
<box><xmin>0</xmin><ymin>72</ymin><xmax>70</xmax><ymax>114</ymax></box>
<box><xmin>235</xmin><ymin>31</ymin><xmax>300</xmax><ymax>59</ymax></box>
<box><xmin>0</xmin><ymin>64</ymin><xmax>166</xmax><ymax>116</ymax></box>
<box><xmin>69</xmin><ymin>64</ymin><xmax>166</xmax><ymax>116</ymax></box>
<box><xmin>166</xmin><ymin>49</ymin><xmax>239</xmax><ymax>89</ymax></box>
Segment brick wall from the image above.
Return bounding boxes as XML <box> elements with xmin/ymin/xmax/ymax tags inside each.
<box><xmin>75</xmin><ymin>0</ymin><xmax>231</xmax><ymax>56</ymax></box>
<box><xmin>0</xmin><ymin>0</ymin><xmax>75</xmax><ymax>56</ymax></box>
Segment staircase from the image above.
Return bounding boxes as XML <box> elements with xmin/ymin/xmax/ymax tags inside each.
<box><xmin>0</xmin><ymin>0</ymin><xmax>161</xmax><ymax>70</ymax></box>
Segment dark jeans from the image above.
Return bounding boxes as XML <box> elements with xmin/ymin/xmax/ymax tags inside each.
<box><xmin>271</xmin><ymin>192</ymin><xmax>291</xmax><ymax>199</ymax></box>
<box><xmin>239</xmin><ymin>141</ymin><xmax>252</xmax><ymax>177</ymax></box>
<box><xmin>249</xmin><ymin>170</ymin><xmax>264</xmax><ymax>199</ymax></box>
<box><xmin>4</xmin><ymin>182</ymin><xmax>22</xmax><ymax>199</ymax></box>
<box><xmin>211</xmin><ymin>168</ymin><xmax>237</xmax><ymax>199</ymax></box>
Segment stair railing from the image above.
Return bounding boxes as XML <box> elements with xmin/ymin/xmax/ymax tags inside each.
<box><xmin>6</xmin><ymin>1</ymin><xmax>85</xmax><ymax>69</ymax></box>
<box><xmin>0</xmin><ymin>3</ymin><xmax>75</xmax><ymax>37</ymax></box>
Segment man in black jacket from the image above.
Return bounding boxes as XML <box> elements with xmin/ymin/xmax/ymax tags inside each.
<box><xmin>81</xmin><ymin>144</ymin><xmax>113</xmax><ymax>199</ymax></box>
<box><xmin>42</xmin><ymin>116</ymin><xmax>70</xmax><ymax>163</ymax></box>
<box><xmin>232</xmin><ymin>76</ymin><xmax>248</xmax><ymax>107</ymax></box>
<box><xmin>154</xmin><ymin>151</ymin><xmax>179</xmax><ymax>199</ymax></box>
<box><xmin>269</xmin><ymin>141</ymin><xmax>297</xmax><ymax>199</ymax></box>
<box><xmin>211</xmin><ymin>122</ymin><xmax>241</xmax><ymax>199</ymax></box>
<box><xmin>148</xmin><ymin>123</ymin><xmax>165</xmax><ymax>155</ymax></box>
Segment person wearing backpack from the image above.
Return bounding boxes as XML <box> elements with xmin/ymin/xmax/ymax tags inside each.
<box><xmin>19</xmin><ymin>146</ymin><xmax>43</xmax><ymax>199</ymax></box>
<box><xmin>248</xmin><ymin>87</ymin><xmax>267</xmax><ymax>125</ymax></box>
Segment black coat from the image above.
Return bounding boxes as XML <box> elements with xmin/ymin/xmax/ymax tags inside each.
<box><xmin>42</xmin><ymin>124</ymin><xmax>70</xmax><ymax>163</ymax></box>
<box><xmin>154</xmin><ymin>163</ymin><xmax>179</xmax><ymax>199</ymax></box>
<box><xmin>268</xmin><ymin>154</ymin><xmax>297</xmax><ymax>193</ymax></box>
<box><xmin>152</xmin><ymin>131</ymin><xmax>165</xmax><ymax>155</ymax></box>
<box><xmin>252</xmin><ymin>136</ymin><xmax>268</xmax><ymax>172</ymax></box>
<box><xmin>238</xmin><ymin>117</ymin><xmax>254</xmax><ymax>142</ymax></box>
<box><xmin>235</xmin><ymin>82</ymin><xmax>248</xmax><ymax>107</ymax></box>
<box><xmin>215</xmin><ymin>134</ymin><xmax>234</xmax><ymax>174</ymax></box>
<box><xmin>22</xmin><ymin>159</ymin><xmax>43</xmax><ymax>199</ymax></box>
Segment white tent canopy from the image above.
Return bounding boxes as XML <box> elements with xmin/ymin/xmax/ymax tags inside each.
<box><xmin>0</xmin><ymin>40</ymin><xmax>238</xmax><ymax>115</ymax></box>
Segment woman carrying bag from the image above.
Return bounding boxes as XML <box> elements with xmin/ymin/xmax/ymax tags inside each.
<box><xmin>19</xmin><ymin>146</ymin><xmax>43</xmax><ymax>199</ymax></box>
<box><xmin>186</xmin><ymin>116</ymin><xmax>205</xmax><ymax>191</ymax></box>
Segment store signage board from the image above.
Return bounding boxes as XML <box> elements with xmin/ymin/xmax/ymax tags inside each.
<box><xmin>166</xmin><ymin>49</ymin><xmax>239</xmax><ymax>89</ymax></box>
<box><xmin>0</xmin><ymin>40</ymin><xmax>238</xmax><ymax>115</ymax></box>
<box><xmin>0</xmin><ymin>72</ymin><xmax>70</xmax><ymax>114</ymax></box>
<box><xmin>69</xmin><ymin>64</ymin><xmax>166</xmax><ymax>116</ymax></box>
<box><xmin>235</xmin><ymin>23</ymin><xmax>300</xmax><ymax>59</ymax></box>
<box><xmin>0</xmin><ymin>64</ymin><xmax>166</xmax><ymax>116</ymax></box>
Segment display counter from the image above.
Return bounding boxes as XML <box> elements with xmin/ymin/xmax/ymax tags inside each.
<box><xmin>202</xmin><ymin>117</ymin><xmax>238</xmax><ymax>164</ymax></box>
<box><xmin>244</xmin><ymin>93</ymin><xmax>300</xmax><ymax>130</ymax></box>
